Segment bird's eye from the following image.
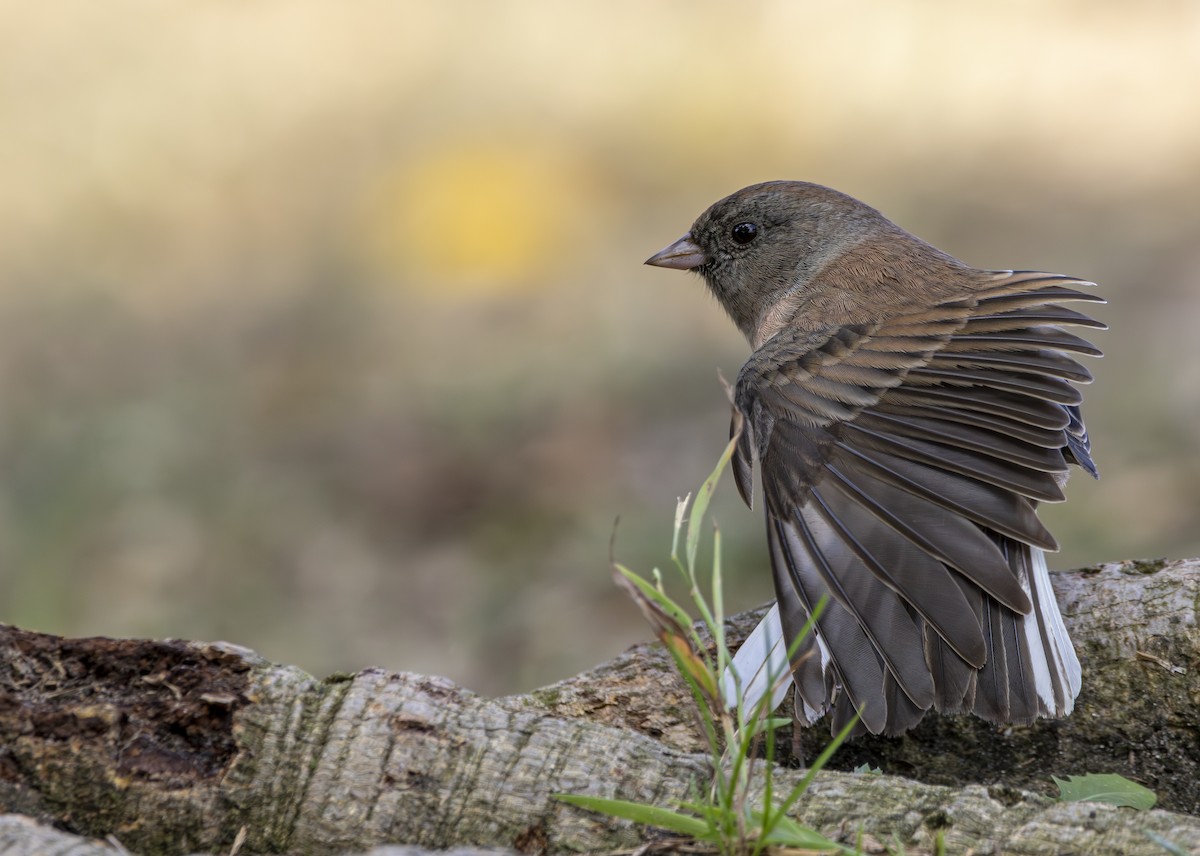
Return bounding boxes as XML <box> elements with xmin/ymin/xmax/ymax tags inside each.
<box><xmin>731</xmin><ymin>222</ymin><xmax>758</xmax><ymax>245</ymax></box>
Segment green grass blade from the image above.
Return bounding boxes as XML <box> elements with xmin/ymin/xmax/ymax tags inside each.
<box><xmin>772</xmin><ymin>709</ymin><xmax>859</xmax><ymax>823</ymax></box>
<box><xmin>753</xmin><ymin>699</ymin><xmax>777</xmax><ymax>856</ymax></box>
<box><xmin>670</xmin><ymin>494</ymin><xmax>690</xmax><ymax>568</ymax></box>
<box><xmin>711</xmin><ymin>526</ymin><xmax>726</xmax><ymax>673</ymax></box>
<box><xmin>783</xmin><ymin>595</ymin><xmax>827</xmax><ymax>664</ymax></box>
<box><xmin>613</xmin><ymin>563</ymin><xmax>696</xmax><ymax>636</ymax></box>
<box><xmin>685</xmin><ymin>435</ymin><xmax>738</xmax><ymax>574</ymax></box>
<box><xmin>1053</xmin><ymin>773</ymin><xmax>1157</xmax><ymax>809</ymax></box>
<box><xmin>757</xmin><ymin>813</ymin><xmax>843</xmax><ymax>850</ymax></box>
<box><xmin>553</xmin><ymin>794</ymin><xmax>715</xmax><ymax>839</ymax></box>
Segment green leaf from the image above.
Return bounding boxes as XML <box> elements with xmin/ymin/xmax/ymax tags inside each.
<box><xmin>553</xmin><ymin>794</ymin><xmax>714</xmax><ymax>839</ymax></box>
<box><xmin>710</xmin><ymin>526</ymin><xmax>726</xmax><ymax>671</ymax></box>
<box><xmin>741</xmin><ymin>716</ymin><xmax>793</xmax><ymax>738</ymax></box>
<box><xmin>853</xmin><ymin>763</ymin><xmax>882</xmax><ymax>775</ymax></box>
<box><xmin>755</xmin><ymin>812</ymin><xmax>842</xmax><ymax>850</ymax></box>
<box><xmin>685</xmin><ymin>434</ymin><xmax>737</xmax><ymax>573</ymax></box>
<box><xmin>670</xmin><ymin>494</ymin><xmax>689</xmax><ymax>567</ymax></box>
<box><xmin>1053</xmin><ymin>774</ymin><xmax>1157</xmax><ymax>809</ymax></box>
<box><xmin>612</xmin><ymin>564</ymin><xmax>694</xmax><ymax>636</ymax></box>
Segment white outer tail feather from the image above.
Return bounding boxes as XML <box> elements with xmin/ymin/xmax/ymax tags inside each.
<box><xmin>1028</xmin><ymin>547</ymin><xmax>1083</xmax><ymax>713</ymax></box>
<box><xmin>722</xmin><ymin>552</ymin><xmax>1082</xmax><ymax>724</ymax></box>
<box><xmin>720</xmin><ymin>604</ymin><xmax>790</xmax><ymax>714</ymax></box>
<box><xmin>721</xmin><ymin>603</ymin><xmax>831</xmax><ymax>723</ymax></box>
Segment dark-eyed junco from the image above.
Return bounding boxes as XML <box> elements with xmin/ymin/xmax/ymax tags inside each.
<box><xmin>646</xmin><ymin>181</ymin><xmax>1103</xmax><ymax>736</ymax></box>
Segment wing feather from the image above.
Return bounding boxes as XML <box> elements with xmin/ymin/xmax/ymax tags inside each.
<box><xmin>725</xmin><ymin>270</ymin><xmax>1101</xmax><ymax>733</ymax></box>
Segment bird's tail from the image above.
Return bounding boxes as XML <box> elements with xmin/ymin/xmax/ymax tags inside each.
<box><xmin>722</xmin><ymin>546</ymin><xmax>1081</xmax><ymax>728</ymax></box>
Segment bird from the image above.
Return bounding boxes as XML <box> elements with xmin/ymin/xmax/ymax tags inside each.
<box><xmin>644</xmin><ymin>181</ymin><xmax>1103</xmax><ymax>737</ymax></box>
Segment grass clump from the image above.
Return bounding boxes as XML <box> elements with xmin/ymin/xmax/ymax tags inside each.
<box><xmin>557</xmin><ymin>435</ymin><xmax>856</xmax><ymax>854</ymax></box>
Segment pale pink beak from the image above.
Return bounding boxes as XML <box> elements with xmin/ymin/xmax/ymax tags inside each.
<box><xmin>645</xmin><ymin>233</ymin><xmax>708</xmax><ymax>270</ymax></box>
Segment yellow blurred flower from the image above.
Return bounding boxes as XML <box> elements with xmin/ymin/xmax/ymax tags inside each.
<box><xmin>360</xmin><ymin>141</ymin><xmax>587</xmax><ymax>297</ymax></box>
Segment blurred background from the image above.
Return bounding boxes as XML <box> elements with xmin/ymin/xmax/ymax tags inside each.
<box><xmin>1</xmin><ymin>1</ymin><xmax>1197</xmax><ymax>696</ymax></box>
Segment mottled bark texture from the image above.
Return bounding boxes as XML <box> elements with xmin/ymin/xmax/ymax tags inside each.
<box><xmin>0</xmin><ymin>558</ymin><xmax>1196</xmax><ymax>856</ymax></box>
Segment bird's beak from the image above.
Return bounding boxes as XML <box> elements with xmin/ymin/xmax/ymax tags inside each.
<box><xmin>644</xmin><ymin>233</ymin><xmax>708</xmax><ymax>270</ymax></box>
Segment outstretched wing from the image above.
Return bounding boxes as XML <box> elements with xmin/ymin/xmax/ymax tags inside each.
<box><xmin>730</xmin><ymin>271</ymin><xmax>1103</xmax><ymax>735</ymax></box>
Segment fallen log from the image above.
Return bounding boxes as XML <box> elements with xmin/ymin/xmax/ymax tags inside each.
<box><xmin>0</xmin><ymin>558</ymin><xmax>1195</xmax><ymax>855</ymax></box>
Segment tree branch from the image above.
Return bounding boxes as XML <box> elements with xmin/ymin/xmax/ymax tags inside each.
<box><xmin>0</xmin><ymin>558</ymin><xmax>1196</xmax><ymax>855</ymax></box>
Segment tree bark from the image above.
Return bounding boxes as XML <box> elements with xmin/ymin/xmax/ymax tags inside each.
<box><xmin>0</xmin><ymin>558</ymin><xmax>1196</xmax><ymax>855</ymax></box>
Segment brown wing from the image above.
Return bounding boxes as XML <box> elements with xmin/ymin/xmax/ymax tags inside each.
<box><xmin>731</xmin><ymin>272</ymin><xmax>1103</xmax><ymax>735</ymax></box>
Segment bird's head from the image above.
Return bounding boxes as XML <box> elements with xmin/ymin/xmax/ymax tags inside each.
<box><xmin>646</xmin><ymin>181</ymin><xmax>908</xmax><ymax>341</ymax></box>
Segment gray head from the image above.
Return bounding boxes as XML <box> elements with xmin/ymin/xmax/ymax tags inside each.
<box><xmin>646</xmin><ymin>181</ymin><xmax>904</xmax><ymax>338</ymax></box>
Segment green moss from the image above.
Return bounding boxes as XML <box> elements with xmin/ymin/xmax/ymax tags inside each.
<box><xmin>529</xmin><ymin>687</ymin><xmax>562</xmax><ymax>707</ymax></box>
<box><xmin>1123</xmin><ymin>558</ymin><xmax>1169</xmax><ymax>575</ymax></box>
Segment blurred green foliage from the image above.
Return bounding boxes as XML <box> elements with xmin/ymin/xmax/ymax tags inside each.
<box><xmin>1</xmin><ymin>1</ymin><xmax>1198</xmax><ymax>695</ymax></box>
